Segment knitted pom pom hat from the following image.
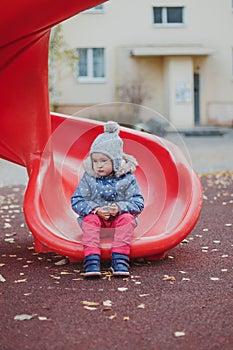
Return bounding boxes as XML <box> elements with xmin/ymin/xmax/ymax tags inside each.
<box><xmin>90</xmin><ymin>121</ymin><xmax>123</xmax><ymax>171</ymax></box>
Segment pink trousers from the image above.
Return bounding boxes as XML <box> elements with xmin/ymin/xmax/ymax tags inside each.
<box><xmin>82</xmin><ymin>213</ymin><xmax>136</xmax><ymax>257</ymax></box>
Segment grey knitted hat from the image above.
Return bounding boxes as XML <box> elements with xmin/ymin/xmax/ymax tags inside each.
<box><xmin>90</xmin><ymin>121</ymin><xmax>123</xmax><ymax>171</ymax></box>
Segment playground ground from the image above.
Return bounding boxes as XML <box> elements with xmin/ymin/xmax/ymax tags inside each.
<box><xmin>0</xmin><ymin>129</ymin><xmax>233</xmax><ymax>350</ymax></box>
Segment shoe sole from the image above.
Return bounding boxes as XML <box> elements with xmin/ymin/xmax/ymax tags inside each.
<box><xmin>84</xmin><ymin>272</ymin><xmax>102</xmax><ymax>278</ymax></box>
<box><xmin>110</xmin><ymin>267</ymin><xmax>130</xmax><ymax>277</ymax></box>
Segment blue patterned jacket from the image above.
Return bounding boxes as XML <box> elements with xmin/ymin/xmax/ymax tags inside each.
<box><xmin>71</xmin><ymin>153</ymin><xmax>144</xmax><ymax>225</ymax></box>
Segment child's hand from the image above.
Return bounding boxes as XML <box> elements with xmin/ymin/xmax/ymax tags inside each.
<box><xmin>108</xmin><ymin>203</ymin><xmax>119</xmax><ymax>217</ymax></box>
<box><xmin>97</xmin><ymin>206</ymin><xmax>111</xmax><ymax>220</ymax></box>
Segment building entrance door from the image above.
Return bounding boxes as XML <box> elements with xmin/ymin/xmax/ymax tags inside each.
<box><xmin>194</xmin><ymin>73</ymin><xmax>200</xmax><ymax>124</ymax></box>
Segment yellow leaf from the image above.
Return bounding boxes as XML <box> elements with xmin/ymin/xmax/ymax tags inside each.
<box><xmin>102</xmin><ymin>307</ymin><xmax>112</xmax><ymax>311</ymax></box>
<box><xmin>82</xmin><ymin>301</ymin><xmax>100</xmax><ymax>307</ymax></box>
<box><xmin>137</xmin><ymin>304</ymin><xmax>145</xmax><ymax>309</ymax></box>
<box><xmin>14</xmin><ymin>279</ymin><xmax>27</xmax><ymax>283</ymax></box>
<box><xmin>123</xmin><ymin>316</ymin><xmax>130</xmax><ymax>321</ymax></box>
<box><xmin>72</xmin><ymin>278</ymin><xmax>82</xmax><ymax>281</ymax></box>
<box><xmin>162</xmin><ymin>276</ymin><xmax>176</xmax><ymax>281</ymax></box>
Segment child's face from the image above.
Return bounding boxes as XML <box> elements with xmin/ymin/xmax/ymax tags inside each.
<box><xmin>92</xmin><ymin>152</ymin><xmax>113</xmax><ymax>177</ymax></box>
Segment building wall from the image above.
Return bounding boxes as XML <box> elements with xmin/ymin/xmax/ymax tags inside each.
<box><xmin>55</xmin><ymin>0</ymin><xmax>233</xmax><ymax>127</ymax></box>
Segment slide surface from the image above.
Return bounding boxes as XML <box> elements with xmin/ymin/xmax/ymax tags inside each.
<box><xmin>23</xmin><ymin>113</ymin><xmax>202</xmax><ymax>260</ymax></box>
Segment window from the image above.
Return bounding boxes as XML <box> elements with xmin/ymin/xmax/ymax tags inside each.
<box><xmin>153</xmin><ymin>7</ymin><xmax>185</xmax><ymax>26</ymax></box>
<box><xmin>76</xmin><ymin>48</ymin><xmax>105</xmax><ymax>82</ymax></box>
<box><xmin>84</xmin><ymin>4</ymin><xmax>105</xmax><ymax>13</ymax></box>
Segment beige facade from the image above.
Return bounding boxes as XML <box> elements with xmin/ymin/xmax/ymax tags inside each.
<box><xmin>55</xmin><ymin>0</ymin><xmax>233</xmax><ymax>127</ymax></box>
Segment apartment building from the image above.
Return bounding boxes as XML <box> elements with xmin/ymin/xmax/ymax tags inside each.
<box><xmin>54</xmin><ymin>0</ymin><xmax>233</xmax><ymax>128</ymax></box>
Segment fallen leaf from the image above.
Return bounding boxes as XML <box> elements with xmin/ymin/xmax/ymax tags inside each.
<box><xmin>163</xmin><ymin>276</ymin><xmax>176</xmax><ymax>281</ymax></box>
<box><xmin>123</xmin><ymin>316</ymin><xmax>130</xmax><ymax>321</ymax></box>
<box><xmin>139</xmin><ymin>293</ymin><xmax>150</xmax><ymax>297</ymax></box>
<box><xmin>103</xmin><ymin>300</ymin><xmax>112</xmax><ymax>307</ymax></box>
<box><xmin>83</xmin><ymin>306</ymin><xmax>98</xmax><ymax>311</ymax></box>
<box><xmin>174</xmin><ymin>331</ymin><xmax>185</xmax><ymax>337</ymax></box>
<box><xmin>107</xmin><ymin>313</ymin><xmax>117</xmax><ymax>320</ymax></box>
<box><xmin>14</xmin><ymin>279</ymin><xmax>27</xmax><ymax>283</ymax></box>
<box><xmin>82</xmin><ymin>301</ymin><xmax>100</xmax><ymax>307</ymax></box>
<box><xmin>72</xmin><ymin>278</ymin><xmax>83</xmax><ymax>281</ymax></box>
<box><xmin>55</xmin><ymin>259</ymin><xmax>69</xmax><ymax>266</ymax></box>
<box><xmin>0</xmin><ymin>274</ymin><xmax>6</xmax><ymax>282</ymax></box>
<box><xmin>117</xmin><ymin>287</ymin><xmax>128</xmax><ymax>292</ymax></box>
<box><xmin>14</xmin><ymin>314</ymin><xmax>36</xmax><ymax>321</ymax></box>
<box><xmin>38</xmin><ymin>316</ymin><xmax>48</xmax><ymax>321</ymax></box>
<box><xmin>225</xmin><ymin>223</ymin><xmax>232</xmax><ymax>227</ymax></box>
<box><xmin>210</xmin><ymin>277</ymin><xmax>219</xmax><ymax>281</ymax></box>
<box><xmin>4</xmin><ymin>238</ymin><xmax>15</xmax><ymax>243</ymax></box>
<box><xmin>49</xmin><ymin>275</ymin><xmax>60</xmax><ymax>280</ymax></box>
<box><xmin>137</xmin><ymin>304</ymin><xmax>145</xmax><ymax>309</ymax></box>
<box><xmin>5</xmin><ymin>232</ymin><xmax>16</xmax><ymax>237</ymax></box>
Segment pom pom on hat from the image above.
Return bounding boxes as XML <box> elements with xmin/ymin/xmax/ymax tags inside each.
<box><xmin>90</xmin><ymin>121</ymin><xmax>123</xmax><ymax>172</ymax></box>
<box><xmin>104</xmin><ymin>121</ymin><xmax>120</xmax><ymax>134</ymax></box>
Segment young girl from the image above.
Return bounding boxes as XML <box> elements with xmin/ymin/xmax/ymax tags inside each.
<box><xmin>71</xmin><ymin>121</ymin><xmax>144</xmax><ymax>277</ymax></box>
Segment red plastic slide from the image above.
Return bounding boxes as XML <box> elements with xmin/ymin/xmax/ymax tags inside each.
<box><xmin>0</xmin><ymin>0</ymin><xmax>202</xmax><ymax>261</ymax></box>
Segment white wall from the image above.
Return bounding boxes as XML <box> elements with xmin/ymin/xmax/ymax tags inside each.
<box><xmin>55</xmin><ymin>0</ymin><xmax>233</xmax><ymax>126</ymax></box>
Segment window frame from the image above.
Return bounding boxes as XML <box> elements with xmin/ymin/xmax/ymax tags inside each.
<box><xmin>153</xmin><ymin>6</ymin><xmax>185</xmax><ymax>27</ymax></box>
<box><xmin>76</xmin><ymin>48</ymin><xmax>106</xmax><ymax>83</ymax></box>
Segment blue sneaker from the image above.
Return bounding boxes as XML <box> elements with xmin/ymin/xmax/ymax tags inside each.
<box><xmin>83</xmin><ymin>254</ymin><xmax>101</xmax><ymax>277</ymax></box>
<box><xmin>110</xmin><ymin>253</ymin><xmax>130</xmax><ymax>276</ymax></box>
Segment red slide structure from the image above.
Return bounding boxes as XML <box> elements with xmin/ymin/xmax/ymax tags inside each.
<box><xmin>0</xmin><ymin>1</ymin><xmax>202</xmax><ymax>261</ymax></box>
